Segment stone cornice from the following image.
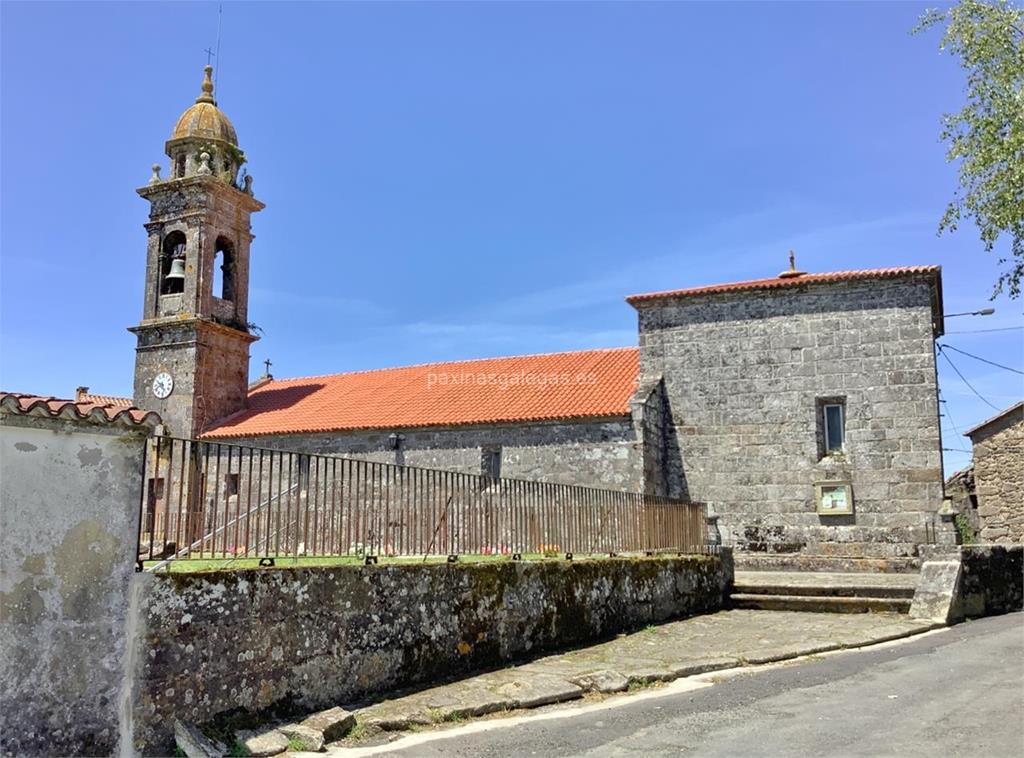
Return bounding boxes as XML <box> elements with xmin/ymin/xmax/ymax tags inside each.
<box><xmin>128</xmin><ymin>315</ymin><xmax>260</xmax><ymax>344</ymax></box>
<box><xmin>137</xmin><ymin>175</ymin><xmax>264</xmax><ymax>213</ymax></box>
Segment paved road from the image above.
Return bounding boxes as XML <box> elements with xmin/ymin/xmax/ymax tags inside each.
<box><xmin>348</xmin><ymin>613</ymin><xmax>1024</xmax><ymax>758</ymax></box>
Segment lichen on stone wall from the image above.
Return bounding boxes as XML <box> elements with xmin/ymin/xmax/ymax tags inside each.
<box><xmin>132</xmin><ymin>554</ymin><xmax>730</xmax><ymax>753</ymax></box>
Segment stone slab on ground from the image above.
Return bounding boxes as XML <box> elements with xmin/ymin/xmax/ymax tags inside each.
<box><xmin>236</xmin><ymin>728</ymin><xmax>289</xmax><ymax>757</ymax></box>
<box><xmin>299</xmin><ymin>707</ymin><xmax>356</xmax><ymax>742</ymax></box>
<box><xmin>278</xmin><ymin>724</ymin><xmax>324</xmax><ymax>752</ymax></box>
<box><xmin>337</xmin><ymin>610</ymin><xmax>937</xmax><ymax>744</ymax></box>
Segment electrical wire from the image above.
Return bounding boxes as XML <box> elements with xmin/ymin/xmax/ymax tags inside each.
<box><xmin>945</xmin><ymin>326</ymin><xmax>1023</xmax><ymax>334</ymax></box>
<box><xmin>938</xmin><ymin>343</ymin><xmax>1024</xmax><ymax>375</ymax></box>
<box><xmin>937</xmin><ymin>346</ymin><xmax>1001</xmax><ymax>411</ymax></box>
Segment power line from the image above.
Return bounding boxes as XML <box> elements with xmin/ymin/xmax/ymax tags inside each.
<box><xmin>945</xmin><ymin>326</ymin><xmax>1023</xmax><ymax>334</ymax></box>
<box><xmin>938</xmin><ymin>343</ymin><xmax>1024</xmax><ymax>375</ymax></box>
<box><xmin>937</xmin><ymin>345</ymin><xmax>1001</xmax><ymax>411</ymax></box>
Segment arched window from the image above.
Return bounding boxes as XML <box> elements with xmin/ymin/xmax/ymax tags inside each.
<box><xmin>175</xmin><ymin>154</ymin><xmax>186</xmax><ymax>178</ymax></box>
<box><xmin>160</xmin><ymin>231</ymin><xmax>187</xmax><ymax>295</ymax></box>
<box><xmin>213</xmin><ymin>236</ymin><xmax>236</xmax><ymax>302</ymax></box>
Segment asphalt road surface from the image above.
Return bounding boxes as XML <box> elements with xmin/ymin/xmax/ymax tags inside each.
<box><xmin>353</xmin><ymin>612</ymin><xmax>1024</xmax><ymax>758</ymax></box>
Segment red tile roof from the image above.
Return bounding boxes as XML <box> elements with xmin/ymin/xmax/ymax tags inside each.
<box><xmin>1</xmin><ymin>392</ymin><xmax>161</xmax><ymax>427</ymax></box>
<box><xmin>79</xmin><ymin>393</ymin><xmax>133</xmax><ymax>407</ymax></box>
<box><xmin>202</xmin><ymin>347</ymin><xmax>639</xmax><ymax>438</ymax></box>
<box><xmin>626</xmin><ymin>266</ymin><xmax>942</xmax><ymax>304</ymax></box>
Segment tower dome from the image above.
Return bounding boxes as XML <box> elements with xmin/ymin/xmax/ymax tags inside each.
<box><xmin>170</xmin><ymin>65</ymin><xmax>237</xmax><ymax>145</ymax></box>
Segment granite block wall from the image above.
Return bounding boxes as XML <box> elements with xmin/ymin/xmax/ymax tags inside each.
<box><xmin>634</xmin><ymin>275</ymin><xmax>944</xmax><ymax>556</ymax></box>
<box><xmin>224</xmin><ymin>416</ymin><xmax>645</xmax><ymax>493</ymax></box>
<box><xmin>129</xmin><ymin>553</ymin><xmax>732</xmax><ymax>753</ymax></box>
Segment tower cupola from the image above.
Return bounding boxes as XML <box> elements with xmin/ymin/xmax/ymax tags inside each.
<box><xmin>165</xmin><ymin>66</ymin><xmax>245</xmax><ymax>184</ymax></box>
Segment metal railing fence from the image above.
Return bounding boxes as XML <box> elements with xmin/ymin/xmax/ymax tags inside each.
<box><xmin>137</xmin><ymin>437</ymin><xmax>709</xmax><ymax>567</ymax></box>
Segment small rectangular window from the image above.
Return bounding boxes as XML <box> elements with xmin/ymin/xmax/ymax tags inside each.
<box><xmin>823</xmin><ymin>403</ymin><xmax>845</xmax><ymax>453</ymax></box>
<box><xmin>225</xmin><ymin>473</ymin><xmax>240</xmax><ymax>497</ymax></box>
<box><xmin>481</xmin><ymin>446</ymin><xmax>502</xmax><ymax>480</ymax></box>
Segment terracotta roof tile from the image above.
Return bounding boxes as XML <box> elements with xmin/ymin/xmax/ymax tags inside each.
<box><xmin>79</xmin><ymin>393</ymin><xmax>133</xmax><ymax>407</ymax></box>
<box><xmin>0</xmin><ymin>392</ymin><xmax>161</xmax><ymax>427</ymax></box>
<box><xmin>626</xmin><ymin>266</ymin><xmax>942</xmax><ymax>304</ymax></box>
<box><xmin>202</xmin><ymin>347</ymin><xmax>639</xmax><ymax>438</ymax></box>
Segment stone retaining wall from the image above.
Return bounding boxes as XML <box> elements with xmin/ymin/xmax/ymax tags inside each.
<box><xmin>958</xmin><ymin>545</ymin><xmax>1023</xmax><ymax>617</ymax></box>
<box><xmin>130</xmin><ymin>553</ymin><xmax>732</xmax><ymax>752</ymax></box>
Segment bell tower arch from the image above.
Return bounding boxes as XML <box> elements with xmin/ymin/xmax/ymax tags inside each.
<box><xmin>130</xmin><ymin>65</ymin><xmax>264</xmax><ymax>438</ymax></box>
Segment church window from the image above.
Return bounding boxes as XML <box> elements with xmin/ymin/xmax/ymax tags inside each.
<box><xmin>225</xmin><ymin>473</ymin><xmax>240</xmax><ymax>497</ymax></box>
<box><xmin>175</xmin><ymin>154</ymin><xmax>186</xmax><ymax>178</ymax></box>
<box><xmin>819</xmin><ymin>399</ymin><xmax>846</xmax><ymax>455</ymax></box>
<box><xmin>481</xmin><ymin>446</ymin><xmax>502</xmax><ymax>480</ymax></box>
<box><xmin>214</xmin><ymin>236</ymin><xmax>236</xmax><ymax>302</ymax></box>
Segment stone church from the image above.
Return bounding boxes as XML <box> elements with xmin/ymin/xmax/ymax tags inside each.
<box><xmin>128</xmin><ymin>66</ymin><xmax>948</xmax><ymax>561</ymax></box>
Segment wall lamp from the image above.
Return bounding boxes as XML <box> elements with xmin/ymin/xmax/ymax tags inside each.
<box><xmin>388</xmin><ymin>432</ymin><xmax>406</xmax><ymax>450</ymax></box>
<box><xmin>946</xmin><ymin>308</ymin><xmax>995</xmax><ymax>318</ymax></box>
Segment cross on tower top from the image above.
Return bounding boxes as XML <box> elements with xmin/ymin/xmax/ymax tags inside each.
<box><xmin>263</xmin><ymin>358</ymin><xmax>273</xmax><ymax>377</ymax></box>
<box><xmin>204</xmin><ymin>47</ymin><xmax>216</xmax><ymax>66</ymax></box>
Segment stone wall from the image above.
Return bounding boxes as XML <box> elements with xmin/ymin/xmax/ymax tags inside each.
<box><xmin>130</xmin><ymin>553</ymin><xmax>732</xmax><ymax>753</ymax></box>
<box><xmin>0</xmin><ymin>410</ymin><xmax>154</xmax><ymax>757</ymax></box>
<box><xmin>958</xmin><ymin>544</ymin><xmax>1023</xmax><ymax>617</ymax></box>
<box><xmin>634</xmin><ymin>274</ymin><xmax>944</xmax><ymax>557</ymax></box>
<box><xmin>968</xmin><ymin>406</ymin><xmax>1023</xmax><ymax>544</ymax></box>
<box><xmin>911</xmin><ymin>544</ymin><xmax>1023</xmax><ymax>623</ymax></box>
<box><xmin>225</xmin><ymin>416</ymin><xmax>645</xmax><ymax>492</ymax></box>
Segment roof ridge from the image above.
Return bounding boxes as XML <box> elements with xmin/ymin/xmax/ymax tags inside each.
<box><xmin>626</xmin><ymin>265</ymin><xmax>941</xmax><ymax>304</ymax></box>
<box><xmin>262</xmin><ymin>345</ymin><xmax>639</xmax><ymax>385</ymax></box>
<box><xmin>0</xmin><ymin>392</ymin><xmax>161</xmax><ymax>428</ymax></box>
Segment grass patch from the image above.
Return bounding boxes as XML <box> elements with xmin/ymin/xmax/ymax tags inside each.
<box><xmin>141</xmin><ymin>551</ymin><xmax>639</xmax><ymax>573</ymax></box>
<box><xmin>286</xmin><ymin>737</ymin><xmax>310</xmax><ymax>752</ymax></box>
<box><xmin>226</xmin><ymin>741</ymin><xmax>251</xmax><ymax>758</ymax></box>
<box><xmin>346</xmin><ymin>722</ymin><xmax>370</xmax><ymax>742</ymax></box>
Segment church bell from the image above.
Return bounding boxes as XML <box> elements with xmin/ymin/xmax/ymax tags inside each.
<box><xmin>165</xmin><ymin>257</ymin><xmax>186</xmax><ymax>284</ymax></box>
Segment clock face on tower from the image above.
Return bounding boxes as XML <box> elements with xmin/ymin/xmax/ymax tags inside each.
<box><xmin>152</xmin><ymin>372</ymin><xmax>174</xmax><ymax>399</ymax></box>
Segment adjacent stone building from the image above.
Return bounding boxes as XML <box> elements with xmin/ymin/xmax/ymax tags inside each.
<box><xmin>126</xmin><ymin>66</ymin><xmax>951</xmax><ymax>561</ymax></box>
<box><xmin>965</xmin><ymin>402</ymin><xmax>1024</xmax><ymax>544</ymax></box>
<box><xmin>628</xmin><ymin>265</ymin><xmax>945</xmax><ymax>559</ymax></box>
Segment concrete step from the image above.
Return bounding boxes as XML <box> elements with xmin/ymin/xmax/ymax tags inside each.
<box><xmin>734</xmin><ymin>582</ymin><xmax>915</xmax><ymax>600</ymax></box>
<box><xmin>734</xmin><ymin>553</ymin><xmax>922</xmax><ymax>574</ymax></box>
<box><xmin>730</xmin><ymin>593</ymin><xmax>913</xmax><ymax>614</ymax></box>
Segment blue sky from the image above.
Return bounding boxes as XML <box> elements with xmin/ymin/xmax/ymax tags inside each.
<box><xmin>1</xmin><ymin>1</ymin><xmax>1021</xmax><ymax>474</ymax></box>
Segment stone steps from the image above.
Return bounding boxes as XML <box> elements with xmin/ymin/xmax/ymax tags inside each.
<box><xmin>730</xmin><ymin>593</ymin><xmax>913</xmax><ymax>614</ymax></box>
<box><xmin>734</xmin><ymin>553</ymin><xmax>922</xmax><ymax>574</ymax></box>
<box><xmin>734</xmin><ymin>583</ymin><xmax>915</xmax><ymax>600</ymax></box>
<box><xmin>730</xmin><ymin>570</ymin><xmax>919</xmax><ymax>615</ymax></box>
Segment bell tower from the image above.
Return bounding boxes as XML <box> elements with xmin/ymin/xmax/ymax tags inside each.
<box><xmin>130</xmin><ymin>65</ymin><xmax>264</xmax><ymax>438</ymax></box>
